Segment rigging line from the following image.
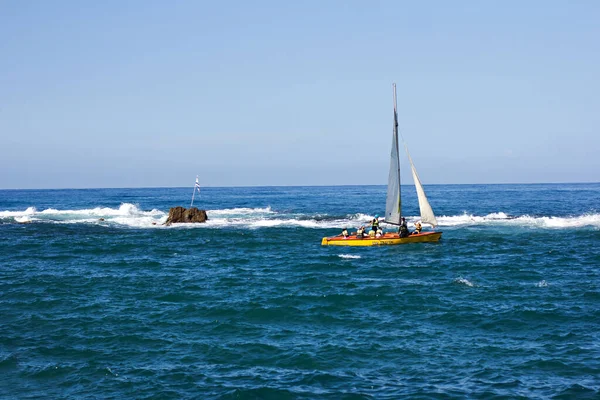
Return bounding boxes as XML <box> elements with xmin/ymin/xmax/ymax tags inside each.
<box><xmin>397</xmin><ymin>124</ymin><xmax>418</xmax><ymax>171</ymax></box>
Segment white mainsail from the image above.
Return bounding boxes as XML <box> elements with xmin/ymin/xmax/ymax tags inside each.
<box><xmin>385</xmin><ymin>84</ymin><xmax>401</xmax><ymax>225</ymax></box>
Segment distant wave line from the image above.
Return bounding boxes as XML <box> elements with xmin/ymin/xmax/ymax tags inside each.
<box><xmin>2</xmin><ymin>204</ymin><xmax>600</xmax><ymax>229</ymax></box>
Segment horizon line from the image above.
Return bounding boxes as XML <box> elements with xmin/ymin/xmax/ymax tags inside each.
<box><xmin>1</xmin><ymin>181</ymin><xmax>599</xmax><ymax>191</ymax></box>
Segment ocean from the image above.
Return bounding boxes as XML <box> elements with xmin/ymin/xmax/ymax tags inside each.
<box><xmin>1</xmin><ymin>184</ymin><xmax>599</xmax><ymax>399</ymax></box>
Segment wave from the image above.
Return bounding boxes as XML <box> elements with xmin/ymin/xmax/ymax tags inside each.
<box><xmin>437</xmin><ymin>212</ymin><xmax>600</xmax><ymax>229</ymax></box>
<box><xmin>0</xmin><ymin>206</ymin><xmax>37</xmax><ymax>217</ymax></box>
<box><xmin>454</xmin><ymin>277</ymin><xmax>475</xmax><ymax>287</ymax></box>
<box><xmin>206</xmin><ymin>206</ymin><xmax>274</xmax><ymax>216</ymax></box>
<box><xmin>1</xmin><ymin>204</ymin><xmax>599</xmax><ymax>230</ymax></box>
<box><xmin>0</xmin><ymin>203</ymin><xmax>167</xmax><ymax>228</ymax></box>
<box><xmin>14</xmin><ymin>216</ymin><xmax>32</xmax><ymax>223</ymax></box>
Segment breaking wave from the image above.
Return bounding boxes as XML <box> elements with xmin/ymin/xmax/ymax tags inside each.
<box><xmin>0</xmin><ymin>204</ymin><xmax>166</xmax><ymax>228</ymax></box>
<box><xmin>1</xmin><ymin>204</ymin><xmax>599</xmax><ymax>230</ymax></box>
<box><xmin>437</xmin><ymin>212</ymin><xmax>600</xmax><ymax>229</ymax></box>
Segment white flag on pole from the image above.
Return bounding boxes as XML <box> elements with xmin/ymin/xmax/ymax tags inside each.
<box><xmin>190</xmin><ymin>175</ymin><xmax>200</xmax><ymax>207</ymax></box>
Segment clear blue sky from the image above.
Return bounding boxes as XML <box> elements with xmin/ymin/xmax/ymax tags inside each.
<box><xmin>1</xmin><ymin>1</ymin><xmax>598</xmax><ymax>189</ymax></box>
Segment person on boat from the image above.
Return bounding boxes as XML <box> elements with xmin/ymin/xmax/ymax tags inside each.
<box><xmin>399</xmin><ymin>217</ymin><xmax>409</xmax><ymax>238</ymax></box>
<box><xmin>356</xmin><ymin>226</ymin><xmax>365</xmax><ymax>239</ymax></box>
<box><xmin>412</xmin><ymin>222</ymin><xmax>422</xmax><ymax>235</ymax></box>
<box><xmin>341</xmin><ymin>227</ymin><xmax>349</xmax><ymax>238</ymax></box>
<box><xmin>371</xmin><ymin>215</ymin><xmax>380</xmax><ymax>232</ymax></box>
<box><xmin>368</xmin><ymin>229</ymin><xmax>376</xmax><ymax>238</ymax></box>
<box><xmin>376</xmin><ymin>227</ymin><xmax>383</xmax><ymax>238</ymax></box>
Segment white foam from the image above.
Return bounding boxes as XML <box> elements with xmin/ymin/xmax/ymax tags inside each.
<box><xmin>520</xmin><ymin>214</ymin><xmax>600</xmax><ymax>228</ymax></box>
<box><xmin>0</xmin><ymin>206</ymin><xmax>37</xmax><ymax>217</ymax></box>
<box><xmin>454</xmin><ymin>277</ymin><xmax>474</xmax><ymax>287</ymax></box>
<box><xmin>436</xmin><ymin>212</ymin><xmax>510</xmax><ymax>226</ymax></box>
<box><xmin>536</xmin><ymin>280</ymin><xmax>548</xmax><ymax>287</ymax></box>
<box><xmin>207</xmin><ymin>206</ymin><xmax>273</xmax><ymax>216</ymax></box>
<box><xmin>338</xmin><ymin>254</ymin><xmax>361</xmax><ymax>259</ymax></box>
<box><xmin>436</xmin><ymin>212</ymin><xmax>600</xmax><ymax>228</ymax></box>
<box><xmin>0</xmin><ymin>203</ymin><xmax>167</xmax><ymax>228</ymax></box>
<box><xmin>2</xmin><ymin>203</ymin><xmax>599</xmax><ymax>230</ymax></box>
<box><xmin>37</xmin><ymin>203</ymin><xmax>159</xmax><ymax>217</ymax></box>
<box><xmin>353</xmin><ymin>213</ymin><xmax>377</xmax><ymax>222</ymax></box>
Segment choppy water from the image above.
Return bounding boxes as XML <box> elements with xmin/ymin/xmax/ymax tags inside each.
<box><xmin>1</xmin><ymin>184</ymin><xmax>599</xmax><ymax>398</ymax></box>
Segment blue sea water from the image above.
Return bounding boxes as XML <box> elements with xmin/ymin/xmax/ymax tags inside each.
<box><xmin>1</xmin><ymin>184</ymin><xmax>599</xmax><ymax>399</ymax></box>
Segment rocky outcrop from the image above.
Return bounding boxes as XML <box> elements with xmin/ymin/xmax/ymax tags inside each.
<box><xmin>165</xmin><ymin>207</ymin><xmax>208</xmax><ymax>225</ymax></box>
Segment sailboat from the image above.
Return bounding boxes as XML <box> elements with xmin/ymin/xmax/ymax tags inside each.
<box><xmin>321</xmin><ymin>84</ymin><xmax>442</xmax><ymax>246</ymax></box>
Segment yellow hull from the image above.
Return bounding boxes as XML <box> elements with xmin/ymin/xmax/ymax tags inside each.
<box><xmin>321</xmin><ymin>231</ymin><xmax>442</xmax><ymax>246</ymax></box>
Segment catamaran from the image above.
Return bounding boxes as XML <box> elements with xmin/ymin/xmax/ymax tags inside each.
<box><xmin>321</xmin><ymin>84</ymin><xmax>442</xmax><ymax>246</ymax></box>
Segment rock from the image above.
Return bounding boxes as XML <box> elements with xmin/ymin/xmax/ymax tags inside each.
<box><xmin>164</xmin><ymin>206</ymin><xmax>208</xmax><ymax>225</ymax></box>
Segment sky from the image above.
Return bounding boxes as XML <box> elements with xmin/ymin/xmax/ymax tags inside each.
<box><xmin>1</xmin><ymin>0</ymin><xmax>599</xmax><ymax>189</ymax></box>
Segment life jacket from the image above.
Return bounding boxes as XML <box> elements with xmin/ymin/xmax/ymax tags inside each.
<box><xmin>368</xmin><ymin>230</ymin><xmax>376</xmax><ymax>238</ymax></box>
<box><xmin>372</xmin><ymin>219</ymin><xmax>379</xmax><ymax>229</ymax></box>
<box><xmin>342</xmin><ymin>229</ymin><xmax>348</xmax><ymax>237</ymax></box>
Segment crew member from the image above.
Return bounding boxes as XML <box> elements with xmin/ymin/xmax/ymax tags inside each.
<box><xmin>399</xmin><ymin>217</ymin><xmax>409</xmax><ymax>237</ymax></box>
<box><xmin>356</xmin><ymin>226</ymin><xmax>365</xmax><ymax>238</ymax></box>
<box><xmin>371</xmin><ymin>214</ymin><xmax>380</xmax><ymax>232</ymax></box>
<box><xmin>412</xmin><ymin>222</ymin><xmax>422</xmax><ymax>235</ymax></box>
